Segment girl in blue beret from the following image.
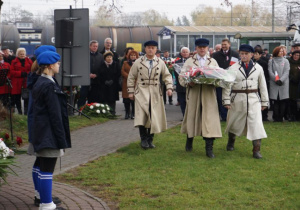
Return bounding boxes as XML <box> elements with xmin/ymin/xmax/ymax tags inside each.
<box><xmin>27</xmin><ymin>46</ymin><xmax>63</xmax><ymax>208</ymax></box>
<box><xmin>31</xmin><ymin>51</ymin><xmax>71</xmax><ymax>210</ymax></box>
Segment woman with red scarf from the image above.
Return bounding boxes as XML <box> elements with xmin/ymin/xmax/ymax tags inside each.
<box><xmin>10</xmin><ymin>48</ymin><xmax>32</xmax><ymax>114</ymax></box>
<box><xmin>0</xmin><ymin>53</ymin><xmax>11</xmax><ymax>108</ymax></box>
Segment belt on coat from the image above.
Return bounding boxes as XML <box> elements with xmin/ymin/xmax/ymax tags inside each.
<box><xmin>138</xmin><ymin>82</ymin><xmax>160</xmax><ymax>86</ymax></box>
<box><xmin>231</xmin><ymin>89</ymin><xmax>258</xmax><ymax>94</ymax></box>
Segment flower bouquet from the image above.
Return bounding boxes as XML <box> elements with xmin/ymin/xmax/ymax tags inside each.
<box><xmin>0</xmin><ymin>138</ymin><xmax>15</xmax><ymax>185</ymax></box>
<box><xmin>175</xmin><ymin>64</ymin><xmax>236</xmax><ymax>89</ymax></box>
<box><xmin>164</xmin><ymin>58</ymin><xmax>180</xmax><ymax>74</ymax></box>
<box><xmin>79</xmin><ymin>103</ymin><xmax>116</xmax><ymax>119</ymax></box>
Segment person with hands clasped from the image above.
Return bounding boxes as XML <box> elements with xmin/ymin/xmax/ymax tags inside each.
<box><xmin>10</xmin><ymin>48</ymin><xmax>32</xmax><ymax>114</ymax></box>
<box><xmin>268</xmin><ymin>46</ymin><xmax>290</xmax><ymax>122</ymax></box>
<box><xmin>222</xmin><ymin>44</ymin><xmax>269</xmax><ymax>159</ymax></box>
<box><xmin>127</xmin><ymin>40</ymin><xmax>173</xmax><ymax>149</ymax></box>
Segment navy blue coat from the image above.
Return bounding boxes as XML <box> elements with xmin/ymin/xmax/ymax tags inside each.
<box><xmin>27</xmin><ymin>72</ymin><xmax>40</xmax><ymax>143</ymax></box>
<box><xmin>32</xmin><ymin>76</ymin><xmax>71</xmax><ymax>152</ymax></box>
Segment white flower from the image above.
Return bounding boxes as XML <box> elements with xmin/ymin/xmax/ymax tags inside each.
<box><xmin>0</xmin><ymin>139</ymin><xmax>11</xmax><ymax>158</ymax></box>
<box><xmin>100</xmin><ymin>104</ymin><xmax>105</xmax><ymax>107</ymax></box>
<box><xmin>96</xmin><ymin>110</ymin><xmax>100</xmax><ymax>114</ymax></box>
<box><xmin>90</xmin><ymin>105</ymin><xmax>94</xmax><ymax>109</ymax></box>
<box><xmin>107</xmin><ymin>107</ymin><xmax>110</xmax><ymax>110</ymax></box>
<box><xmin>102</xmin><ymin>110</ymin><xmax>106</xmax><ymax>114</ymax></box>
<box><xmin>96</xmin><ymin>104</ymin><xmax>100</xmax><ymax>107</ymax></box>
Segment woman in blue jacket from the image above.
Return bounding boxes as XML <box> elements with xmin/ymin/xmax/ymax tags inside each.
<box><xmin>31</xmin><ymin>50</ymin><xmax>71</xmax><ymax>210</ymax></box>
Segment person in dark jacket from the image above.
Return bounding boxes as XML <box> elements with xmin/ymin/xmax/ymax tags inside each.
<box><xmin>99</xmin><ymin>38</ymin><xmax>119</xmax><ymax>62</ymax></box>
<box><xmin>27</xmin><ymin>45</ymin><xmax>62</xmax><ymax>208</ymax></box>
<box><xmin>31</xmin><ymin>50</ymin><xmax>71</xmax><ymax>210</ymax></box>
<box><xmin>253</xmin><ymin>48</ymin><xmax>270</xmax><ymax>121</ymax></box>
<box><xmin>0</xmin><ymin>53</ymin><xmax>11</xmax><ymax>108</ymax></box>
<box><xmin>2</xmin><ymin>48</ymin><xmax>16</xmax><ymax>64</ymax></box>
<box><xmin>78</xmin><ymin>40</ymin><xmax>104</xmax><ymax>107</ymax></box>
<box><xmin>98</xmin><ymin>51</ymin><xmax>120</xmax><ymax>115</ymax></box>
<box><xmin>175</xmin><ymin>47</ymin><xmax>189</xmax><ymax>116</ymax></box>
<box><xmin>212</xmin><ymin>38</ymin><xmax>239</xmax><ymax>121</ymax></box>
<box><xmin>288</xmin><ymin>50</ymin><xmax>300</xmax><ymax>121</ymax></box>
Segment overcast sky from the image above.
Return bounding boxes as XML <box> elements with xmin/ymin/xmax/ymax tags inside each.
<box><xmin>1</xmin><ymin>0</ymin><xmax>255</xmax><ymax>20</ymax></box>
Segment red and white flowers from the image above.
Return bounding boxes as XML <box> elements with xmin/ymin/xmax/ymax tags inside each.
<box><xmin>79</xmin><ymin>103</ymin><xmax>114</xmax><ymax>118</ymax></box>
<box><xmin>177</xmin><ymin>65</ymin><xmax>237</xmax><ymax>89</ymax></box>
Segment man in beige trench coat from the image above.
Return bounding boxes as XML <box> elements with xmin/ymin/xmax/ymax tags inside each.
<box><xmin>179</xmin><ymin>38</ymin><xmax>222</xmax><ymax>158</ymax></box>
<box><xmin>127</xmin><ymin>40</ymin><xmax>173</xmax><ymax>149</ymax></box>
<box><xmin>222</xmin><ymin>44</ymin><xmax>269</xmax><ymax>159</ymax></box>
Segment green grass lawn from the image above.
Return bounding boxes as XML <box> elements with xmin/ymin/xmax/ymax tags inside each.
<box><xmin>56</xmin><ymin>122</ymin><xmax>300</xmax><ymax>209</ymax></box>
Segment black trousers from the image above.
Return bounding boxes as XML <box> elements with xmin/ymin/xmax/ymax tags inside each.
<box><xmin>34</xmin><ymin>157</ymin><xmax>57</xmax><ymax>173</ymax></box>
<box><xmin>77</xmin><ymin>85</ymin><xmax>89</xmax><ymax>109</ymax></box>
<box><xmin>0</xmin><ymin>94</ymin><xmax>9</xmax><ymax>107</ymax></box>
<box><xmin>177</xmin><ymin>92</ymin><xmax>186</xmax><ymax>116</ymax></box>
<box><xmin>289</xmin><ymin>99</ymin><xmax>300</xmax><ymax>120</ymax></box>
<box><xmin>107</xmin><ymin>101</ymin><xmax>116</xmax><ymax>115</ymax></box>
<box><xmin>273</xmin><ymin>98</ymin><xmax>288</xmax><ymax>122</ymax></box>
<box><xmin>162</xmin><ymin>84</ymin><xmax>172</xmax><ymax>104</ymax></box>
<box><xmin>11</xmin><ymin>94</ymin><xmax>22</xmax><ymax>114</ymax></box>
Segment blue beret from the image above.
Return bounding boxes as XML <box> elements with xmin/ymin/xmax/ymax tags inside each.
<box><xmin>239</xmin><ymin>44</ymin><xmax>254</xmax><ymax>53</ymax></box>
<box><xmin>144</xmin><ymin>40</ymin><xmax>158</xmax><ymax>47</ymax></box>
<box><xmin>34</xmin><ymin>45</ymin><xmax>56</xmax><ymax>57</ymax></box>
<box><xmin>195</xmin><ymin>38</ymin><xmax>209</xmax><ymax>47</ymax></box>
<box><xmin>37</xmin><ymin>51</ymin><xmax>61</xmax><ymax>65</ymax></box>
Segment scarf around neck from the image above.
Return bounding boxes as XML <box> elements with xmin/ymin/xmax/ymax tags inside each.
<box><xmin>18</xmin><ymin>58</ymin><xmax>26</xmax><ymax>67</ymax></box>
<box><xmin>104</xmin><ymin>60</ymin><xmax>113</xmax><ymax>68</ymax></box>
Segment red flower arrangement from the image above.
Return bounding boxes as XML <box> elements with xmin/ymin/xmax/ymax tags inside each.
<box><xmin>179</xmin><ymin>65</ymin><xmax>237</xmax><ymax>89</ymax></box>
<box><xmin>16</xmin><ymin>136</ymin><xmax>22</xmax><ymax>146</ymax></box>
<box><xmin>79</xmin><ymin>103</ymin><xmax>115</xmax><ymax>118</ymax></box>
<box><xmin>164</xmin><ymin>58</ymin><xmax>180</xmax><ymax>73</ymax></box>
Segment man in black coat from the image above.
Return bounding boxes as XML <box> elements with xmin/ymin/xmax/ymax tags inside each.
<box><xmin>77</xmin><ymin>40</ymin><xmax>104</xmax><ymax>108</ymax></box>
<box><xmin>212</xmin><ymin>38</ymin><xmax>239</xmax><ymax>121</ymax></box>
<box><xmin>253</xmin><ymin>48</ymin><xmax>270</xmax><ymax>121</ymax></box>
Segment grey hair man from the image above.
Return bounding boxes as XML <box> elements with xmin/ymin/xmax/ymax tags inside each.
<box><xmin>99</xmin><ymin>37</ymin><xmax>119</xmax><ymax>62</ymax></box>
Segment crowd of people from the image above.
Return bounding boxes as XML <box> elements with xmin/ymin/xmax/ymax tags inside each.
<box><xmin>1</xmin><ymin>38</ymin><xmax>299</xmax><ymax>123</ymax></box>
<box><xmin>0</xmin><ymin>35</ymin><xmax>299</xmax><ymax>209</ymax></box>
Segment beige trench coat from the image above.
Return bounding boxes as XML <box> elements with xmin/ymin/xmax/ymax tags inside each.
<box><xmin>179</xmin><ymin>55</ymin><xmax>222</xmax><ymax>138</ymax></box>
<box><xmin>127</xmin><ymin>55</ymin><xmax>173</xmax><ymax>134</ymax></box>
<box><xmin>222</xmin><ymin>61</ymin><xmax>269</xmax><ymax>141</ymax></box>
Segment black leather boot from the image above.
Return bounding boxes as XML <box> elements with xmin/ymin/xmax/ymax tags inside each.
<box><xmin>185</xmin><ymin>136</ymin><xmax>193</xmax><ymax>151</ymax></box>
<box><xmin>252</xmin><ymin>139</ymin><xmax>262</xmax><ymax>159</ymax></box>
<box><xmin>227</xmin><ymin>132</ymin><xmax>236</xmax><ymax>151</ymax></box>
<box><xmin>130</xmin><ymin>101</ymin><xmax>135</xmax><ymax>119</ymax></box>
<box><xmin>124</xmin><ymin>103</ymin><xmax>130</xmax><ymax>119</ymax></box>
<box><xmin>204</xmin><ymin>138</ymin><xmax>215</xmax><ymax>158</ymax></box>
<box><xmin>139</xmin><ymin>126</ymin><xmax>149</xmax><ymax>149</ymax></box>
<box><xmin>147</xmin><ymin>129</ymin><xmax>155</xmax><ymax>148</ymax></box>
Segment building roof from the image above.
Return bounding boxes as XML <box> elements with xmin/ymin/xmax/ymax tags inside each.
<box><xmin>158</xmin><ymin>26</ymin><xmax>295</xmax><ymax>35</ymax></box>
